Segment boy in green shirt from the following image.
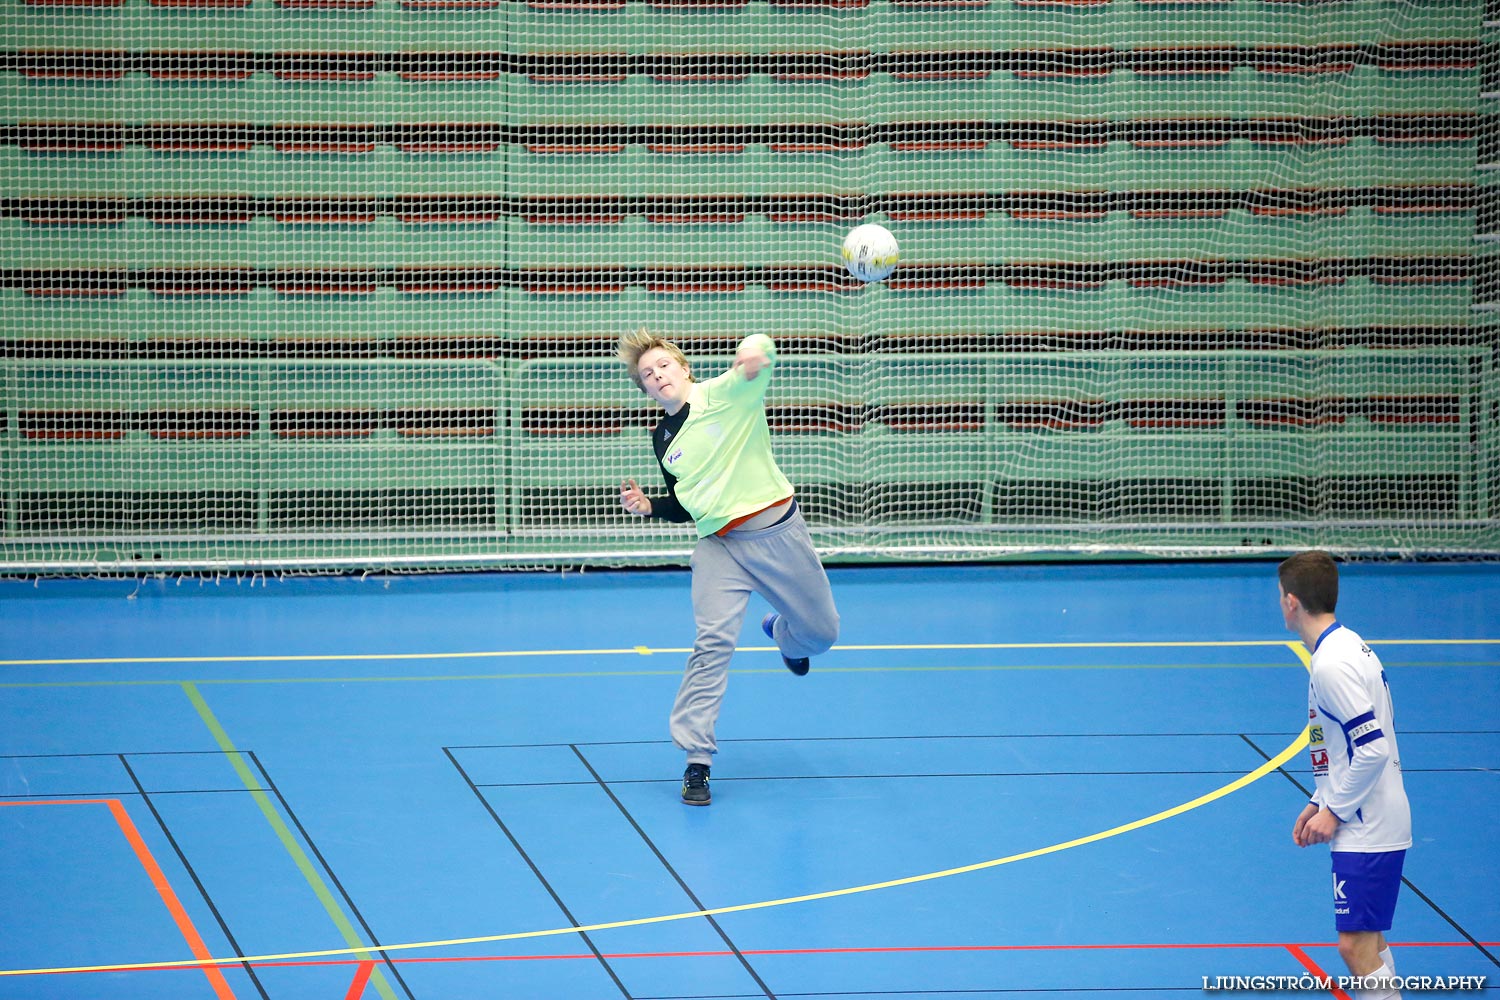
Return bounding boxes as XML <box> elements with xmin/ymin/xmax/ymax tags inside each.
<box><xmin>618</xmin><ymin>329</ymin><xmax>840</xmax><ymax>805</ymax></box>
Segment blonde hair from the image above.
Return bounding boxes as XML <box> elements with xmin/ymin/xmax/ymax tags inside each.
<box><xmin>617</xmin><ymin>326</ymin><xmax>691</xmax><ymax>391</ymax></box>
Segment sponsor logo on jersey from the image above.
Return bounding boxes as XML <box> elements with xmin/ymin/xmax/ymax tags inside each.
<box><xmin>666</xmin><ymin>448</ymin><xmax>683</xmax><ymax>465</ymax></box>
<box><xmin>1309</xmin><ymin>726</ymin><xmax>1324</xmax><ymax>745</ymax></box>
<box><xmin>1310</xmin><ymin>748</ymin><xmax>1329</xmax><ymax>775</ymax></box>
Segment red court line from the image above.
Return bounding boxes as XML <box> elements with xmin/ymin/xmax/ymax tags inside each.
<box><xmin>0</xmin><ymin>799</ymin><xmax>239</xmax><ymax>999</ymax></box>
<box><xmin>343</xmin><ymin>960</ymin><xmax>375</xmax><ymax>1000</ymax></box>
<box><xmin>1286</xmin><ymin>944</ymin><xmax>1354</xmax><ymax>1000</ymax></box>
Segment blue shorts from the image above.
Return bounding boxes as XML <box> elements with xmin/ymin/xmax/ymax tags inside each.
<box><xmin>1331</xmin><ymin>850</ymin><xmax>1405</xmax><ymax>932</ymax></box>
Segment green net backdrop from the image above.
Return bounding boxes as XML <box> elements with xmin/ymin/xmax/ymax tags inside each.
<box><xmin>2</xmin><ymin>0</ymin><xmax>1497</xmax><ymax>572</ymax></box>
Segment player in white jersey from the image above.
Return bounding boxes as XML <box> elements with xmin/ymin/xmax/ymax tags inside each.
<box><xmin>1279</xmin><ymin>551</ymin><xmax>1411</xmax><ymax>1000</ymax></box>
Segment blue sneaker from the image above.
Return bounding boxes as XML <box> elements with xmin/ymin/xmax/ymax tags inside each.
<box><xmin>761</xmin><ymin>612</ymin><xmax>810</xmax><ymax>677</ymax></box>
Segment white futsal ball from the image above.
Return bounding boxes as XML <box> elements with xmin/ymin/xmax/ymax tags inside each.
<box><xmin>841</xmin><ymin>223</ymin><xmax>900</xmax><ymax>283</ymax></box>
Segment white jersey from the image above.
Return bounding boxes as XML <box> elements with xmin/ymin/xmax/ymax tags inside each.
<box><xmin>1306</xmin><ymin>623</ymin><xmax>1412</xmax><ymax>853</ymax></box>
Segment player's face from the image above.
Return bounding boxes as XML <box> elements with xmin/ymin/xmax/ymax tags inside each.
<box><xmin>637</xmin><ymin>348</ymin><xmax>691</xmax><ymax>411</ymax></box>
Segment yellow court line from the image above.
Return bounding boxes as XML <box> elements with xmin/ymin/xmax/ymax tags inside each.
<box><xmin>0</xmin><ymin>650</ymin><xmax>1317</xmax><ymax>979</ymax></box>
<box><xmin>2</xmin><ymin>637</ymin><xmax>1492</xmax><ymax>668</ymax></box>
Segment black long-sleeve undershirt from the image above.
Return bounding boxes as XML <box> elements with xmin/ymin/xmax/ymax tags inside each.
<box><xmin>647</xmin><ymin>403</ymin><xmax>693</xmax><ymax>523</ymax></box>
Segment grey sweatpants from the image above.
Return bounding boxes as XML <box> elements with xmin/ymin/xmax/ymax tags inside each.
<box><xmin>670</xmin><ymin>507</ymin><xmax>839</xmax><ymax>765</ymax></box>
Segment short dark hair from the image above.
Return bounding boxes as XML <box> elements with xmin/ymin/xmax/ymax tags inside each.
<box><xmin>1278</xmin><ymin>550</ymin><xmax>1339</xmax><ymax>615</ymax></box>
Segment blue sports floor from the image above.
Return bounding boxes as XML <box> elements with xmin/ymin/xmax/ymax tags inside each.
<box><xmin>1</xmin><ymin>562</ymin><xmax>1496</xmax><ymax>1000</ymax></box>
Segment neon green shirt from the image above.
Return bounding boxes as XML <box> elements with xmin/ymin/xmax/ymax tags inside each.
<box><xmin>658</xmin><ymin>334</ymin><xmax>794</xmax><ymax>537</ymax></box>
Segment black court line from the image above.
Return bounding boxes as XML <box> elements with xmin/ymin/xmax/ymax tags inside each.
<box><xmin>9</xmin><ymin>760</ymin><xmax>1483</xmax><ymax>800</ymax></box>
<box><xmin>1239</xmin><ymin>734</ymin><xmax>1500</xmax><ymax>970</ymax></box>
<box><xmin>2</xmin><ymin>790</ymin><xmax>149</xmax><ymax>799</ymax></box>
<box><xmin>103</xmin><ymin>787</ymin><xmax>270</xmax><ymax>795</ymax></box>
<box><xmin>571</xmin><ymin>744</ymin><xmax>780</xmax><ymax>1000</ymax></box>
<box><xmin>468</xmin><ymin>764</ymin><xmax>1494</xmax><ymax>790</ymax></box>
<box><xmin>117</xmin><ymin>754</ymin><xmax>272</xmax><ymax>1000</ymax></box>
<box><xmin>442</xmin><ymin>746</ymin><xmax>634</xmax><ymax>999</ymax></box>
<box><xmin>448</xmin><ymin>729</ymin><xmax>1500</xmax><ymax>750</ymax></box>
<box><xmin>245</xmin><ymin>750</ymin><xmax>419</xmax><ymax>1000</ymax></box>
<box><xmin>466</xmin><ymin>772</ymin><xmax>1297</xmax><ymax>791</ymax></box>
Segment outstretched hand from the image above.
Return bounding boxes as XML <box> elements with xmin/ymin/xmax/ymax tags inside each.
<box><xmin>620</xmin><ymin>479</ymin><xmax>652</xmax><ymax>516</ymax></box>
<box><xmin>732</xmin><ymin>345</ymin><xmax>769</xmax><ymax>381</ymax></box>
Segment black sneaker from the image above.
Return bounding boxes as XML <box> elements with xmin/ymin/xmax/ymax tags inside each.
<box><xmin>761</xmin><ymin>612</ymin><xmax>810</xmax><ymax>676</ymax></box>
<box><xmin>681</xmin><ymin>763</ymin><xmax>711</xmax><ymax>805</ymax></box>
